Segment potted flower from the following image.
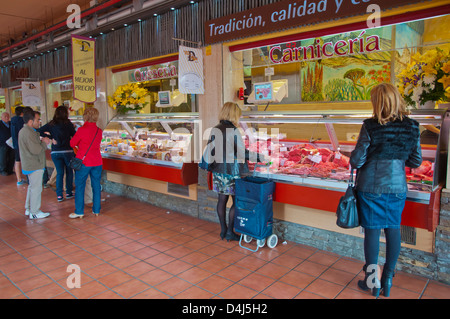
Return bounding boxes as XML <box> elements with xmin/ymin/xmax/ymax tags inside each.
<box><xmin>397</xmin><ymin>47</ymin><xmax>450</xmax><ymax>109</ymax></box>
<box><xmin>108</xmin><ymin>82</ymin><xmax>149</xmax><ymax>114</ymax></box>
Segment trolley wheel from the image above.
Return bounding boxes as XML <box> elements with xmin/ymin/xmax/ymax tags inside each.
<box><xmin>243</xmin><ymin>235</ymin><xmax>252</xmax><ymax>243</ymax></box>
<box><xmin>267</xmin><ymin>234</ymin><xmax>278</xmax><ymax>249</ymax></box>
<box><xmin>256</xmin><ymin>238</ymin><xmax>266</xmax><ymax>248</ymax></box>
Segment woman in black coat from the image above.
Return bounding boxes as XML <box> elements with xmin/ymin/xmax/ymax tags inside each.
<box><xmin>350</xmin><ymin>83</ymin><xmax>422</xmax><ymax>297</ymax></box>
<box><xmin>39</xmin><ymin>106</ymin><xmax>76</xmax><ymax>202</ymax></box>
<box><xmin>202</xmin><ymin>102</ymin><xmax>265</xmax><ymax>241</ymax></box>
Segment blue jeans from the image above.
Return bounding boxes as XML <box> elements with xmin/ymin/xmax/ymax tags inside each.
<box><xmin>74</xmin><ymin>164</ymin><xmax>102</xmax><ymax>215</ymax></box>
<box><xmin>51</xmin><ymin>152</ymin><xmax>74</xmax><ymax>198</ymax></box>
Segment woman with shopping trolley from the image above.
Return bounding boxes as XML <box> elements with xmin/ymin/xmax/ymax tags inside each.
<box><xmin>200</xmin><ymin>102</ymin><xmax>266</xmax><ymax>242</ymax></box>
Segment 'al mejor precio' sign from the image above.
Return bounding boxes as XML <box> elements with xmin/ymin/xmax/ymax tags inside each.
<box><xmin>204</xmin><ymin>0</ymin><xmax>427</xmax><ymax>44</ymax></box>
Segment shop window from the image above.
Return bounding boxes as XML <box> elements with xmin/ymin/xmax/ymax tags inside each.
<box><xmin>46</xmin><ymin>79</ymin><xmax>86</xmax><ymax>121</ymax></box>
<box><xmin>109</xmin><ymin>61</ymin><xmax>196</xmax><ymax>115</ymax></box>
<box><xmin>0</xmin><ymin>94</ymin><xmax>5</xmax><ymax>113</ymax></box>
<box><xmin>236</xmin><ymin>15</ymin><xmax>450</xmax><ymax>108</ymax></box>
<box><xmin>8</xmin><ymin>88</ymin><xmax>24</xmax><ymax>115</ymax></box>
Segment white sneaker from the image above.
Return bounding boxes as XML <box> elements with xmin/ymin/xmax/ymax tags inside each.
<box><xmin>29</xmin><ymin>212</ymin><xmax>50</xmax><ymax>219</ymax></box>
<box><xmin>26</xmin><ymin>209</ymin><xmax>45</xmax><ymax>216</ymax></box>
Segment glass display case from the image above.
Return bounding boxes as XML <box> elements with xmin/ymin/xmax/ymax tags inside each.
<box><xmin>100</xmin><ymin>113</ymin><xmax>199</xmax><ymax>185</ymax></box>
<box><xmin>9</xmin><ymin>87</ymin><xmax>23</xmax><ymax>114</ymax></box>
<box><xmin>47</xmin><ymin>78</ymin><xmax>86</xmax><ymax>122</ymax></box>
<box><xmin>237</xmin><ymin>108</ymin><xmax>449</xmax><ymax>231</ymax></box>
<box><xmin>241</xmin><ymin>109</ymin><xmax>448</xmax><ymax>198</ymax></box>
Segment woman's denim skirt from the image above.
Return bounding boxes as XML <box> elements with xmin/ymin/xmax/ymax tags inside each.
<box><xmin>356</xmin><ymin>192</ymin><xmax>407</xmax><ymax>229</ymax></box>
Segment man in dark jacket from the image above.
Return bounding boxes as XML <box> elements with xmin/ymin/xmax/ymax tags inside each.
<box><xmin>0</xmin><ymin>112</ymin><xmax>14</xmax><ymax>175</ymax></box>
<box><xmin>10</xmin><ymin>106</ymin><xmax>25</xmax><ymax>184</ymax></box>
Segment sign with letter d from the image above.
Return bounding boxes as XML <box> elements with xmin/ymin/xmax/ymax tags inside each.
<box><xmin>71</xmin><ymin>35</ymin><xmax>96</xmax><ymax>103</ymax></box>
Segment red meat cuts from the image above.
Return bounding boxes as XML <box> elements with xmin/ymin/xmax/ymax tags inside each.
<box><xmin>412</xmin><ymin>160</ymin><xmax>433</xmax><ymax>176</ymax></box>
<box><xmin>291</xmin><ymin>164</ymin><xmax>312</xmax><ymax>176</ymax></box>
<box><xmin>332</xmin><ymin>153</ymin><xmax>350</xmax><ymax>168</ymax></box>
<box><xmin>247</xmin><ymin>141</ymin><xmax>353</xmax><ymax>179</ymax></box>
<box><xmin>317</xmin><ymin>148</ymin><xmax>334</xmax><ymax>162</ymax></box>
<box><xmin>309</xmin><ymin>165</ymin><xmax>331</xmax><ymax>178</ymax></box>
<box><xmin>286</xmin><ymin>149</ymin><xmax>304</xmax><ymax>163</ymax></box>
<box><xmin>248</xmin><ymin>140</ymin><xmax>271</xmax><ymax>154</ymax></box>
<box><xmin>329</xmin><ymin>169</ymin><xmax>351</xmax><ymax>181</ymax></box>
<box><xmin>414</xmin><ymin>174</ymin><xmax>433</xmax><ymax>182</ymax></box>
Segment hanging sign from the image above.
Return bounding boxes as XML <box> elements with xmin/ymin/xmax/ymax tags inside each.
<box><xmin>178</xmin><ymin>46</ymin><xmax>204</xmax><ymax>94</ymax></box>
<box><xmin>204</xmin><ymin>0</ymin><xmax>429</xmax><ymax>44</ymax></box>
<box><xmin>21</xmin><ymin>81</ymin><xmax>43</xmax><ymax>107</ymax></box>
<box><xmin>71</xmin><ymin>35</ymin><xmax>96</xmax><ymax>103</ymax></box>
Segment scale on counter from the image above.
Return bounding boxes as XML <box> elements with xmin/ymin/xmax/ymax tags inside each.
<box><xmin>247</xmin><ymin>79</ymin><xmax>288</xmax><ymax>110</ymax></box>
<box><xmin>156</xmin><ymin>90</ymin><xmax>187</xmax><ymax>108</ymax></box>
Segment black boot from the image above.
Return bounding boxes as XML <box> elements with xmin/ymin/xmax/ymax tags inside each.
<box><xmin>220</xmin><ymin>227</ymin><xmax>227</xmax><ymax>240</ymax></box>
<box><xmin>357</xmin><ymin>265</ymin><xmax>381</xmax><ymax>297</ymax></box>
<box><xmin>380</xmin><ymin>267</ymin><xmax>395</xmax><ymax>297</ymax></box>
<box><xmin>225</xmin><ymin>231</ymin><xmax>240</xmax><ymax>242</ymax></box>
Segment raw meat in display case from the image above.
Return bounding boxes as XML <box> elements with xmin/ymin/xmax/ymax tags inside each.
<box><xmin>245</xmin><ymin>139</ymin><xmax>435</xmax><ymax>188</ymax></box>
<box><xmin>246</xmin><ymin>140</ymin><xmax>352</xmax><ymax>180</ymax></box>
<box><xmin>234</xmin><ymin>108</ymin><xmax>449</xmax><ymax>231</ymax></box>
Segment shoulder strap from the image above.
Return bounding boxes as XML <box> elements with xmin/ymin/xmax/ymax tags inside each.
<box><xmin>81</xmin><ymin>128</ymin><xmax>99</xmax><ymax>160</ymax></box>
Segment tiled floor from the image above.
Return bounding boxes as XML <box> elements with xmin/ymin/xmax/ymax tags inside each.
<box><xmin>0</xmin><ymin>174</ymin><xmax>449</xmax><ymax>299</ymax></box>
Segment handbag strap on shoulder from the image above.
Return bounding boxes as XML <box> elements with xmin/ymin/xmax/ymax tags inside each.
<box><xmin>349</xmin><ymin>168</ymin><xmax>355</xmax><ymax>186</ymax></box>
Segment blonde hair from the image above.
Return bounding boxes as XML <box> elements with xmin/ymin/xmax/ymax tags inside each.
<box><xmin>218</xmin><ymin>102</ymin><xmax>241</xmax><ymax>126</ymax></box>
<box><xmin>83</xmin><ymin>107</ymin><xmax>99</xmax><ymax>123</ymax></box>
<box><xmin>371</xmin><ymin>83</ymin><xmax>408</xmax><ymax>125</ymax></box>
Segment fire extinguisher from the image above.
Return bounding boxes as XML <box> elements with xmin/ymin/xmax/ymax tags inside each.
<box><xmin>238</xmin><ymin>87</ymin><xmax>244</xmax><ymax>100</ymax></box>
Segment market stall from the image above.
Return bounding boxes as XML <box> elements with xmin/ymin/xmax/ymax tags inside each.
<box><xmin>102</xmin><ymin>55</ymin><xmax>199</xmax><ymax>191</ymax></box>
<box><xmin>205</xmin><ymin>4</ymin><xmax>450</xmax><ymax>254</ymax></box>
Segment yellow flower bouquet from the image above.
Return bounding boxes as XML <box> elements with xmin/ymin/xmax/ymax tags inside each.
<box><xmin>397</xmin><ymin>47</ymin><xmax>450</xmax><ymax>108</ymax></box>
<box><xmin>108</xmin><ymin>82</ymin><xmax>149</xmax><ymax>114</ymax></box>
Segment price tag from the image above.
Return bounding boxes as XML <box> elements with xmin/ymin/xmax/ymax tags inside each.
<box><xmin>265</xmin><ymin>67</ymin><xmax>274</xmax><ymax>76</ymax></box>
<box><xmin>335</xmin><ymin>153</ymin><xmax>341</xmax><ymax>159</ymax></box>
<box><xmin>308</xmin><ymin>154</ymin><xmax>322</xmax><ymax>163</ymax></box>
<box><xmin>280</xmin><ymin>147</ymin><xmax>288</xmax><ymax>152</ymax></box>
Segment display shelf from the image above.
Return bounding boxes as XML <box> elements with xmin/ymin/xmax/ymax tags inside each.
<box><xmin>208</xmin><ymin>108</ymin><xmax>449</xmax><ymax>231</ymax></box>
<box><xmin>101</xmin><ymin>112</ymin><xmax>199</xmax><ymax>185</ymax></box>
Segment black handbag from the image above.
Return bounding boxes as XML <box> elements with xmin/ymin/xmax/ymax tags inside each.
<box><xmin>70</xmin><ymin>128</ymin><xmax>99</xmax><ymax>171</ymax></box>
<box><xmin>336</xmin><ymin>169</ymin><xmax>360</xmax><ymax>229</ymax></box>
<box><xmin>198</xmin><ymin>140</ymin><xmax>214</xmax><ymax>171</ymax></box>
<box><xmin>69</xmin><ymin>157</ymin><xmax>84</xmax><ymax>171</ymax></box>
<box><xmin>198</xmin><ymin>154</ymin><xmax>209</xmax><ymax>171</ymax></box>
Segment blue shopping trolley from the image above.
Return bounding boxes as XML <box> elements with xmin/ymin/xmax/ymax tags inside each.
<box><xmin>234</xmin><ymin>164</ymin><xmax>278</xmax><ymax>252</ymax></box>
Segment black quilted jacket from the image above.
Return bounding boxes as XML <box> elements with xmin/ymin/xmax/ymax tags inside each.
<box><xmin>350</xmin><ymin>116</ymin><xmax>422</xmax><ymax>193</ymax></box>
